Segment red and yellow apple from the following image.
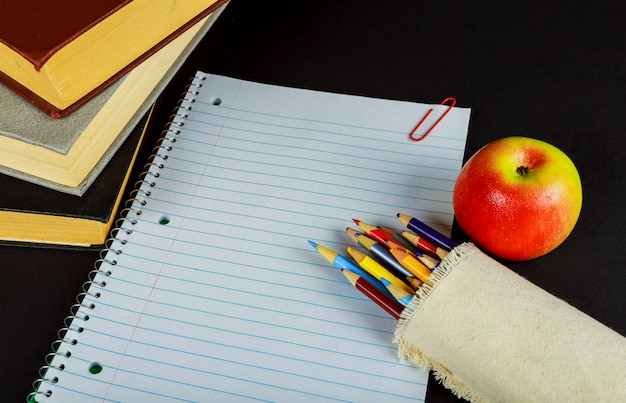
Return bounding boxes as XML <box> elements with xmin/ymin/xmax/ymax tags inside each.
<box><xmin>452</xmin><ymin>136</ymin><xmax>583</xmax><ymax>261</ymax></box>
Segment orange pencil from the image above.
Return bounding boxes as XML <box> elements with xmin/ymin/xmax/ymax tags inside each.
<box><xmin>390</xmin><ymin>248</ymin><xmax>432</xmax><ymax>284</ymax></box>
<box><xmin>345</xmin><ymin>227</ymin><xmax>363</xmax><ymax>244</ymax></box>
<box><xmin>382</xmin><ymin>238</ymin><xmax>441</xmax><ymax>270</ymax></box>
<box><xmin>412</xmin><ymin>250</ymin><xmax>440</xmax><ymax>270</ymax></box>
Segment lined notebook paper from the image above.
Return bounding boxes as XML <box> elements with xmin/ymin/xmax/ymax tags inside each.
<box><xmin>33</xmin><ymin>72</ymin><xmax>471</xmax><ymax>402</ymax></box>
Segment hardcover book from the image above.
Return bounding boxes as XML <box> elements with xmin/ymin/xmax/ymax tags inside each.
<box><xmin>0</xmin><ymin>9</ymin><xmax>226</xmax><ymax>195</ymax></box>
<box><xmin>0</xmin><ymin>105</ymin><xmax>155</xmax><ymax>247</ymax></box>
<box><xmin>0</xmin><ymin>0</ymin><xmax>225</xmax><ymax>118</ymax></box>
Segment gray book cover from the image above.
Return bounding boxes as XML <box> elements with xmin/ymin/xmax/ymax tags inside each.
<box><xmin>0</xmin><ymin>6</ymin><xmax>226</xmax><ymax>195</ymax></box>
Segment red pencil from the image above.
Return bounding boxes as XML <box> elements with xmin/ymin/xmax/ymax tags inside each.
<box><xmin>400</xmin><ymin>230</ymin><xmax>448</xmax><ymax>260</ymax></box>
<box><xmin>352</xmin><ymin>218</ymin><xmax>404</xmax><ymax>249</ymax></box>
<box><xmin>340</xmin><ymin>269</ymin><xmax>404</xmax><ymax>320</ymax></box>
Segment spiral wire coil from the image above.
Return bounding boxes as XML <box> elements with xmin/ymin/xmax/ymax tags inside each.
<box><xmin>27</xmin><ymin>76</ymin><xmax>205</xmax><ymax>402</ymax></box>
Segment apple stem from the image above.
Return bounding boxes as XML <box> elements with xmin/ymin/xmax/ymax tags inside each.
<box><xmin>516</xmin><ymin>166</ymin><xmax>530</xmax><ymax>176</ymax></box>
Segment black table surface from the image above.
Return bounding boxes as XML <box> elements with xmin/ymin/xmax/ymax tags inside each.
<box><xmin>4</xmin><ymin>1</ymin><xmax>626</xmax><ymax>402</ymax></box>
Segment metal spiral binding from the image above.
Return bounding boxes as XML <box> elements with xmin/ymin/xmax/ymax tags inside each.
<box><xmin>27</xmin><ymin>75</ymin><xmax>204</xmax><ymax>403</ymax></box>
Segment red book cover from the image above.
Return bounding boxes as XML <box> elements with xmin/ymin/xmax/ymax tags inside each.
<box><xmin>0</xmin><ymin>0</ymin><xmax>130</xmax><ymax>70</ymax></box>
<box><xmin>0</xmin><ymin>0</ymin><xmax>227</xmax><ymax>118</ymax></box>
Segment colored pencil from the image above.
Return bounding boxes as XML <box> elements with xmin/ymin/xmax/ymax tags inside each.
<box><xmin>345</xmin><ymin>227</ymin><xmax>364</xmax><ymax>244</ymax></box>
<box><xmin>389</xmin><ymin>230</ymin><xmax>421</xmax><ymax>251</ymax></box>
<box><xmin>390</xmin><ymin>248</ymin><xmax>432</xmax><ymax>283</ymax></box>
<box><xmin>407</xmin><ymin>276</ymin><xmax>423</xmax><ymax>290</ymax></box>
<box><xmin>346</xmin><ymin>246</ymin><xmax>414</xmax><ymax>295</ymax></box>
<box><xmin>400</xmin><ymin>230</ymin><xmax>448</xmax><ymax>260</ymax></box>
<box><xmin>308</xmin><ymin>240</ymin><xmax>393</xmax><ymax>298</ymax></box>
<box><xmin>411</xmin><ymin>249</ymin><xmax>440</xmax><ymax>270</ymax></box>
<box><xmin>381</xmin><ymin>235</ymin><xmax>441</xmax><ymax>269</ymax></box>
<box><xmin>379</xmin><ymin>277</ymin><xmax>414</xmax><ymax>306</ymax></box>
<box><xmin>346</xmin><ymin>229</ymin><xmax>416</xmax><ymax>279</ymax></box>
<box><xmin>352</xmin><ymin>218</ymin><xmax>405</xmax><ymax>249</ymax></box>
<box><xmin>340</xmin><ymin>269</ymin><xmax>403</xmax><ymax>320</ymax></box>
<box><xmin>397</xmin><ymin>213</ymin><xmax>457</xmax><ymax>251</ymax></box>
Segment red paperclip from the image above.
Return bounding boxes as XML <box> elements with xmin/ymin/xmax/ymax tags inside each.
<box><xmin>409</xmin><ymin>97</ymin><xmax>457</xmax><ymax>142</ymax></box>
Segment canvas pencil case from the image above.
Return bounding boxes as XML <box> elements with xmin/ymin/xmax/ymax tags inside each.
<box><xmin>394</xmin><ymin>242</ymin><xmax>626</xmax><ymax>402</ymax></box>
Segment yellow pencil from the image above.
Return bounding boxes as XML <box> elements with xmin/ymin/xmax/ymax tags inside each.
<box><xmin>347</xmin><ymin>246</ymin><xmax>414</xmax><ymax>295</ymax></box>
<box><xmin>389</xmin><ymin>248</ymin><xmax>431</xmax><ymax>283</ymax></box>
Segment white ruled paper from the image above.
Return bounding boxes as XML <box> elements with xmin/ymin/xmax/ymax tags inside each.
<box><xmin>39</xmin><ymin>72</ymin><xmax>470</xmax><ymax>402</ymax></box>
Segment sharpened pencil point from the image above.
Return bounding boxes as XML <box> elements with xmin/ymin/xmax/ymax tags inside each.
<box><xmin>308</xmin><ymin>240</ymin><xmax>318</xmax><ymax>249</ymax></box>
<box><xmin>340</xmin><ymin>268</ymin><xmax>359</xmax><ymax>286</ymax></box>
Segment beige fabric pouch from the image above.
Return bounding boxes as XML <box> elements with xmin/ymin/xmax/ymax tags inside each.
<box><xmin>394</xmin><ymin>243</ymin><xmax>626</xmax><ymax>402</ymax></box>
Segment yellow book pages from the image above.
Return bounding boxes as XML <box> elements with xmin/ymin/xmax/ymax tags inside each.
<box><xmin>0</xmin><ymin>104</ymin><xmax>154</xmax><ymax>247</ymax></box>
<box><xmin>0</xmin><ymin>14</ymin><xmax>209</xmax><ymax>188</ymax></box>
<box><xmin>0</xmin><ymin>0</ymin><xmax>220</xmax><ymax>112</ymax></box>
<box><xmin>1</xmin><ymin>211</ymin><xmax>110</xmax><ymax>247</ymax></box>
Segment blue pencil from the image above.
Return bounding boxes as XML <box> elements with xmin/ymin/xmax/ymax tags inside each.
<box><xmin>308</xmin><ymin>240</ymin><xmax>394</xmax><ymax>299</ymax></box>
<box><xmin>397</xmin><ymin>213</ymin><xmax>457</xmax><ymax>251</ymax></box>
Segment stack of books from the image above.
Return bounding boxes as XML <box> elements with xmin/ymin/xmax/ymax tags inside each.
<box><xmin>0</xmin><ymin>0</ymin><xmax>228</xmax><ymax>247</ymax></box>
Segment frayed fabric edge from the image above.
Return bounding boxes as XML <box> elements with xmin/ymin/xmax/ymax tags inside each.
<box><xmin>393</xmin><ymin>242</ymin><xmax>487</xmax><ymax>403</ymax></box>
<box><xmin>394</xmin><ymin>242</ymin><xmax>477</xmax><ymax>335</ymax></box>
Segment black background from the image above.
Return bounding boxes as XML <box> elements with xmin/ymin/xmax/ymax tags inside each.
<box><xmin>4</xmin><ymin>1</ymin><xmax>626</xmax><ymax>401</ymax></box>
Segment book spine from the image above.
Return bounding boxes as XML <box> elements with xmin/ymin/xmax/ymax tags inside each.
<box><xmin>27</xmin><ymin>74</ymin><xmax>205</xmax><ymax>402</ymax></box>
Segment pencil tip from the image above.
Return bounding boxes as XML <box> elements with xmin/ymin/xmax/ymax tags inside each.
<box><xmin>352</xmin><ymin>218</ymin><xmax>360</xmax><ymax>225</ymax></box>
<box><xmin>396</xmin><ymin>213</ymin><xmax>401</xmax><ymax>217</ymax></box>
<box><xmin>307</xmin><ymin>240</ymin><xmax>318</xmax><ymax>249</ymax></box>
<box><xmin>340</xmin><ymin>267</ymin><xmax>358</xmax><ymax>284</ymax></box>
<box><xmin>389</xmin><ymin>247</ymin><xmax>403</xmax><ymax>257</ymax></box>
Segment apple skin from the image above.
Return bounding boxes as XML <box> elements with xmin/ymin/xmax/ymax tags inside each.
<box><xmin>452</xmin><ymin>136</ymin><xmax>583</xmax><ymax>261</ymax></box>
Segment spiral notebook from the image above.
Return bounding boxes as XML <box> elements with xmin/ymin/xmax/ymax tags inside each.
<box><xmin>31</xmin><ymin>72</ymin><xmax>471</xmax><ymax>402</ymax></box>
